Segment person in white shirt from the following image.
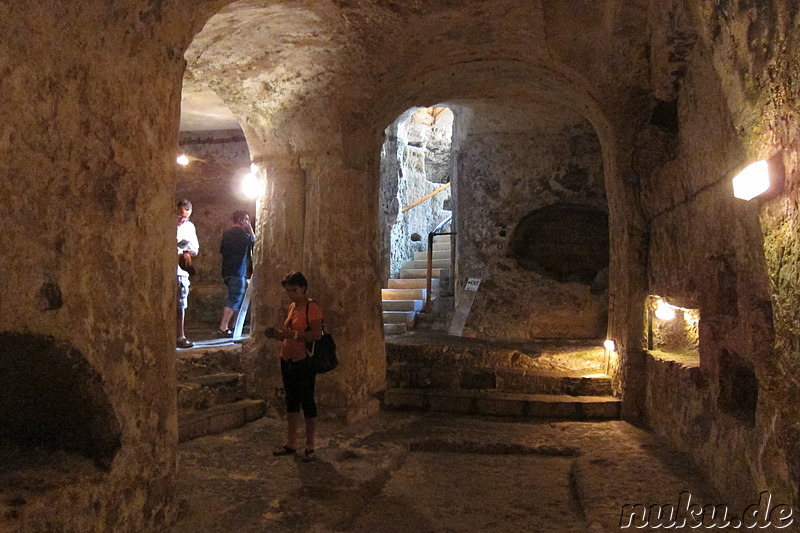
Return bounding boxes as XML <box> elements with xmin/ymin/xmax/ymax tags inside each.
<box><xmin>176</xmin><ymin>199</ymin><xmax>199</xmax><ymax>348</ymax></box>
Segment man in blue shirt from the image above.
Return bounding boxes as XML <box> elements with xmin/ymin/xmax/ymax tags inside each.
<box><xmin>216</xmin><ymin>210</ymin><xmax>255</xmax><ymax>337</ymax></box>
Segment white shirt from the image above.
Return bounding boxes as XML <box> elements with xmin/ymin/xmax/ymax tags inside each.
<box><xmin>177</xmin><ymin>220</ymin><xmax>199</xmax><ymax>278</ymax></box>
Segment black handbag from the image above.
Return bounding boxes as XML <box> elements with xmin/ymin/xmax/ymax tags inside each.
<box><xmin>305</xmin><ymin>302</ymin><xmax>338</xmax><ymax>374</ymax></box>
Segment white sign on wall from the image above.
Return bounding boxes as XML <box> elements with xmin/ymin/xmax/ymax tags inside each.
<box><xmin>465</xmin><ymin>278</ymin><xmax>481</xmax><ymax>291</ymax></box>
<box><xmin>449</xmin><ymin>277</ymin><xmax>482</xmax><ymax>337</ymax></box>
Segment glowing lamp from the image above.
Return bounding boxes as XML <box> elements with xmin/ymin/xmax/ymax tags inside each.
<box><xmin>732</xmin><ymin>160</ymin><xmax>770</xmax><ymax>200</ymax></box>
<box><xmin>603</xmin><ymin>339</ymin><xmax>617</xmax><ymax>352</ymax></box>
<box><xmin>176</xmin><ymin>154</ymin><xmax>190</xmax><ymax>166</ymax></box>
<box><xmin>654</xmin><ymin>299</ymin><xmax>676</xmax><ymax>321</ymax></box>
<box><xmin>250</xmin><ymin>162</ymin><xmax>260</xmax><ymax>174</ymax></box>
<box><xmin>241</xmin><ymin>172</ymin><xmax>261</xmax><ymax>199</ymax></box>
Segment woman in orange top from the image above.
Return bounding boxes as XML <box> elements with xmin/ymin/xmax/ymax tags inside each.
<box><xmin>264</xmin><ymin>271</ymin><xmax>323</xmax><ymax>461</ymax></box>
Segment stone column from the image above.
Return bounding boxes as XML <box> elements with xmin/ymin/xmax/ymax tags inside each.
<box><xmin>0</xmin><ymin>1</ymin><xmax>213</xmax><ymax>530</ymax></box>
<box><xmin>590</xmin><ymin>107</ymin><xmax>650</xmax><ymax>423</ymax></box>
<box><xmin>245</xmin><ymin>145</ymin><xmax>386</xmax><ymax>419</ymax></box>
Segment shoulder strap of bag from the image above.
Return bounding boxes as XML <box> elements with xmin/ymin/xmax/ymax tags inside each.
<box><xmin>305</xmin><ymin>300</ymin><xmax>325</xmax><ymax>332</ymax></box>
<box><xmin>305</xmin><ymin>301</ymin><xmax>315</xmax><ymax>357</ymax></box>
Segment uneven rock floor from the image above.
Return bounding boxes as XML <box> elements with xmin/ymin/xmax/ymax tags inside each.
<box><xmin>170</xmin><ymin>412</ymin><xmax>741</xmax><ymax>533</ymax></box>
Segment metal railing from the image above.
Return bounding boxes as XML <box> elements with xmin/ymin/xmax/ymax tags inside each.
<box><xmin>425</xmin><ymin>215</ymin><xmax>455</xmax><ymax>312</ymax></box>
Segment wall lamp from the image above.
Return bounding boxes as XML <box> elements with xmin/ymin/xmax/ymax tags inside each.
<box><xmin>654</xmin><ymin>299</ymin><xmax>676</xmax><ymax>321</ymax></box>
<box><xmin>241</xmin><ymin>163</ymin><xmax>263</xmax><ymax>199</ymax></box>
<box><xmin>603</xmin><ymin>338</ymin><xmax>617</xmax><ymax>375</ymax></box>
<box><xmin>732</xmin><ymin>160</ymin><xmax>770</xmax><ymax>200</ymax></box>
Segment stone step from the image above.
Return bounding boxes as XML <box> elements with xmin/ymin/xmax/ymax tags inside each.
<box><xmin>385</xmin><ymin>339</ymin><xmax>606</xmax><ymax>376</ymax></box>
<box><xmin>413</xmin><ymin>250</ymin><xmax>451</xmax><ymax>261</ymax></box>
<box><xmin>387</xmin><ymin>366</ymin><xmax>612</xmax><ymax>396</ymax></box>
<box><xmin>383</xmin><ymin>310</ymin><xmax>416</xmax><ymax>326</ymax></box>
<box><xmin>177</xmin><ymin>345</ymin><xmax>244</xmax><ymax>380</ymax></box>
<box><xmin>382</xmin><ymin>288</ymin><xmax>427</xmax><ymax>301</ymax></box>
<box><xmin>432</xmin><ymin>234</ymin><xmax>451</xmax><ymax>244</ymax></box>
<box><xmin>401</xmin><ymin>259</ymin><xmax>450</xmax><ymax>270</ymax></box>
<box><xmin>384</xmin><ymin>323</ymin><xmax>407</xmax><ymax>336</ymax></box>
<box><xmin>177</xmin><ymin>372</ymin><xmax>247</xmax><ymax>413</ymax></box>
<box><xmin>398</xmin><ymin>268</ymin><xmax>443</xmax><ymax>279</ymax></box>
<box><xmin>388</xmin><ymin>278</ymin><xmax>439</xmax><ymax>290</ymax></box>
<box><xmin>178</xmin><ymin>399</ymin><xmax>266</xmax><ymax>443</ymax></box>
<box><xmin>382</xmin><ymin>389</ymin><xmax>620</xmax><ymax>420</ymax></box>
<box><xmin>382</xmin><ymin>299</ymin><xmax>424</xmax><ymax>312</ymax></box>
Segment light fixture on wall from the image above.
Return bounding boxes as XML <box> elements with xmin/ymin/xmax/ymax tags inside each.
<box><xmin>241</xmin><ymin>164</ymin><xmax>263</xmax><ymax>199</ymax></box>
<box><xmin>176</xmin><ymin>154</ymin><xmax>190</xmax><ymax>166</ymax></box>
<box><xmin>603</xmin><ymin>338</ymin><xmax>617</xmax><ymax>375</ymax></box>
<box><xmin>654</xmin><ymin>299</ymin><xmax>676</xmax><ymax>321</ymax></box>
<box><xmin>732</xmin><ymin>160</ymin><xmax>770</xmax><ymax>200</ymax></box>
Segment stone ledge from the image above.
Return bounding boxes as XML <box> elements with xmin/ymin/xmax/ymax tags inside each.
<box><xmin>177</xmin><ymin>372</ymin><xmax>247</xmax><ymax>413</ymax></box>
<box><xmin>178</xmin><ymin>399</ymin><xmax>266</xmax><ymax>443</ymax></box>
<box><xmin>383</xmin><ymin>388</ymin><xmax>620</xmax><ymax>420</ymax></box>
<box><xmin>387</xmin><ymin>365</ymin><xmax>613</xmax><ymax>395</ymax></box>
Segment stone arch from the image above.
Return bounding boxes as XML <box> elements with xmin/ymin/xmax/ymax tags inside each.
<box><xmin>0</xmin><ymin>332</ymin><xmax>121</xmax><ymax>468</ymax></box>
<box><xmin>182</xmin><ymin>1</ymin><xmax>652</xmax><ymax>412</ymax></box>
<box><xmin>508</xmin><ymin>203</ymin><xmax>609</xmax><ymax>285</ymax></box>
<box><xmin>364</xmin><ymin>56</ymin><xmax>647</xmax><ymax>363</ymax></box>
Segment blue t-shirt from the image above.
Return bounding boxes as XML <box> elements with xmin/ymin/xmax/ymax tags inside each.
<box><xmin>220</xmin><ymin>227</ymin><xmax>255</xmax><ymax>278</ymax></box>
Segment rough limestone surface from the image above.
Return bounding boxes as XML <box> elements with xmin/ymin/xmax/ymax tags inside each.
<box><xmin>0</xmin><ymin>1</ymin><xmax>218</xmax><ymax>531</ymax></box>
<box><xmin>170</xmin><ymin>413</ymin><xmax>723</xmax><ymax>533</ymax></box>
<box><xmin>2</xmin><ymin>0</ymin><xmax>800</xmax><ymax>531</ymax></box>
<box><xmin>454</xmin><ymin>116</ymin><xmax>607</xmax><ymax>338</ymax></box>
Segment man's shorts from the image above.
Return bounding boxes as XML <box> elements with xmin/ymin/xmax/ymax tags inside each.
<box><xmin>224</xmin><ymin>276</ymin><xmax>247</xmax><ymax>311</ymax></box>
<box><xmin>177</xmin><ymin>275</ymin><xmax>190</xmax><ymax>310</ymax></box>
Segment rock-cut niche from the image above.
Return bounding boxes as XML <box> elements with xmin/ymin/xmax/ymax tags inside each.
<box><xmin>0</xmin><ymin>332</ymin><xmax>121</xmax><ymax>469</ymax></box>
<box><xmin>508</xmin><ymin>204</ymin><xmax>609</xmax><ymax>285</ymax></box>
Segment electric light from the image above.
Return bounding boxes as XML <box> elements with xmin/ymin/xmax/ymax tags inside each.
<box><xmin>604</xmin><ymin>339</ymin><xmax>616</xmax><ymax>352</ymax></box>
<box><xmin>732</xmin><ymin>160</ymin><xmax>770</xmax><ymax>200</ymax></box>
<box><xmin>250</xmin><ymin>162</ymin><xmax>260</xmax><ymax>174</ymax></box>
<box><xmin>176</xmin><ymin>154</ymin><xmax>190</xmax><ymax>166</ymax></box>
<box><xmin>241</xmin><ymin>172</ymin><xmax>261</xmax><ymax>199</ymax></box>
<box><xmin>654</xmin><ymin>299</ymin><xmax>676</xmax><ymax>321</ymax></box>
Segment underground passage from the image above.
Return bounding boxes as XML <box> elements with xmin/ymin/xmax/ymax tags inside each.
<box><xmin>2</xmin><ymin>1</ymin><xmax>800</xmax><ymax>531</ymax></box>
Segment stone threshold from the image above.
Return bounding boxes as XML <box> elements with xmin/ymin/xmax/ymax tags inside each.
<box><xmin>178</xmin><ymin>399</ymin><xmax>266</xmax><ymax>443</ymax></box>
<box><xmin>383</xmin><ymin>388</ymin><xmax>621</xmax><ymax>419</ymax></box>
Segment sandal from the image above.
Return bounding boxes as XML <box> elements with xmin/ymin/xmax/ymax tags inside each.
<box><xmin>215</xmin><ymin>328</ymin><xmax>233</xmax><ymax>338</ymax></box>
<box><xmin>302</xmin><ymin>448</ymin><xmax>316</xmax><ymax>462</ymax></box>
<box><xmin>176</xmin><ymin>337</ymin><xmax>194</xmax><ymax>349</ymax></box>
<box><xmin>272</xmin><ymin>444</ymin><xmax>296</xmax><ymax>456</ymax></box>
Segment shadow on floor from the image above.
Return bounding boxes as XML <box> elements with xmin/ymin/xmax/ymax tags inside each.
<box><xmin>170</xmin><ymin>412</ymin><xmax>724</xmax><ymax>533</ymax></box>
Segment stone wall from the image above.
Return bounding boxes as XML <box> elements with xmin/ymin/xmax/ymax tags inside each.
<box><xmin>454</xmin><ymin>119</ymin><xmax>608</xmax><ymax>339</ymax></box>
<box><xmin>0</xmin><ymin>1</ymin><xmax>220</xmax><ymax>531</ymax></box>
<box><xmin>639</xmin><ymin>0</ymin><xmax>800</xmax><ymax>509</ymax></box>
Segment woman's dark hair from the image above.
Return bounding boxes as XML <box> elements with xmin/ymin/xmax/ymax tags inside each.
<box><xmin>231</xmin><ymin>210</ymin><xmax>249</xmax><ymax>224</ymax></box>
<box><xmin>281</xmin><ymin>271</ymin><xmax>308</xmax><ymax>290</ymax></box>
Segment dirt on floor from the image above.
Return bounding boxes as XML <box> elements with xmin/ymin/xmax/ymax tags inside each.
<box><xmin>170</xmin><ymin>411</ymin><xmax>735</xmax><ymax>533</ymax></box>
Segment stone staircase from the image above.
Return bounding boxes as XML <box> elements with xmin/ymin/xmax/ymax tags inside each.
<box><xmin>176</xmin><ymin>340</ymin><xmax>266</xmax><ymax>442</ymax></box>
<box><xmin>382</xmin><ymin>337</ymin><xmax>621</xmax><ymax>420</ymax></box>
<box><xmin>382</xmin><ymin>235</ymin><xmax>452</xmax><ymax>335</ymax></box>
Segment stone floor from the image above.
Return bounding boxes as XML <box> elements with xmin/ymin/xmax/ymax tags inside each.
<box><xmin>168</xmin><ymin>411</ymin><xmax>761</xmax><ymax>533</ymax></box>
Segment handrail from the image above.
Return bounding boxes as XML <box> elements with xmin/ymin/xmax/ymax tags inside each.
<box><xmin>431</xmin><ymin>215</ymin><xmax>452</xmax><ymax>234</ymax></box>
<box><xmin>401</xmin><ymin>182</ymin><xmax>451</xmax><ymax>213</ymax></box>
<box><xmin>425</xmin><ymin>215</ymin><xmax>455</xmax><ymax>312</ymax></box>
